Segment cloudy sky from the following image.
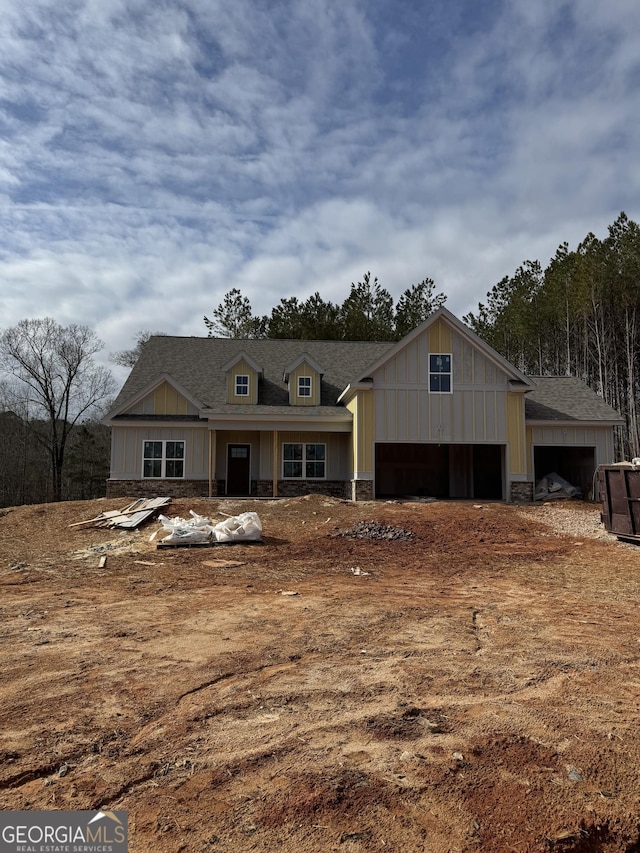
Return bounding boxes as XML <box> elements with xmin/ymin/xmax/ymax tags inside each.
<box><xmin>2</xmin><ymin>0</ymin><xmax>639</xmax><ymax>379</ymax></box>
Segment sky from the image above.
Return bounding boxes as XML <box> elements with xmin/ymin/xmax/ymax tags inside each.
<box><xmin>1</xmin><ymin>0</ymin><xmax>639</xmax><ymax>382</ymax></box>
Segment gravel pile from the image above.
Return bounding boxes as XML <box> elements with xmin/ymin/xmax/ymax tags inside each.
<box><xmin>334</xmin><ymin>520</ymin><xmax>414</xmax><ymax>541</ymax></box>
<box><xmin>518</xmin><ymin>503</ymin><xmax>614</xmax><ymax>541</ymax></box>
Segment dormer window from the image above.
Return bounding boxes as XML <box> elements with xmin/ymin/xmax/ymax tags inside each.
<box><xmin>298</xmin><ymin>376</ymin><xmax>312</xmax><ymax>398</ymax></box>
<box><xmin>429</xmin><ymin>354</ymin><xmax>452</xmax><ymax>393</ymax></box>
<box><xmin>235</xmin><ymin>374</ymin><xmax>249</xmax><ymax>396</ymax></box>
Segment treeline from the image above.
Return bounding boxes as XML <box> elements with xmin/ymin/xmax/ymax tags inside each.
<box><xmin>0</xmin><ymin>410</ymin><xmax>110</xmax><ymax>508</ymax></box>
<box><xmin>203</xmin><ymin>273</ymin><xmax>447</xmax><ymax>341</ymax></box>
<box><xmin>463</xmin><ymin>212</ymin><xmax>640</xmax><ymax>459</ymax></box>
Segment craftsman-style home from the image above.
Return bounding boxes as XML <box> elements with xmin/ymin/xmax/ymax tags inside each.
<box><xmin>104</xmin><ymin>308</ymin><xmax>622</xmax><ymax>502</ymax></box>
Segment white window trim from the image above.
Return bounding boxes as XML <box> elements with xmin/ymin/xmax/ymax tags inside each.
<box><xmin>235</xmin><ymin>374</ymin><xmax>250</xmax><ymax>396</ymax></box>
<box><xmin>429</xmin><ymin>353</ymin><xmax>453</xmax><ymax>394</ymax></box>
<box><xmin>297</xmin><ymin>375</ymin><xmax>312</xmax><ymax>398</ymax></box>
<box><xmin>282</xmin><ymin>442</ymin><xmax>327</xmax><ymax>480</ymax></box>
<box><xmin>142</xmin><ymin>439</ymin><xmax>186</xmax><ymax>479</ymax></box>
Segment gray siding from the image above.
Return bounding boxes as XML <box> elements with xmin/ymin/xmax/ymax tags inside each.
<box><xmin>110</xmin><ymin>425</ymin><xmax>209</xmax><ymax>479</ymax></box>
<box><xmin>529</xmin><ymin>425</ymin><xmax>615</xmax><ymax>464</ymax></box>
<box><xmin>373</xmin><ymin>328</ymin><xmax>511</xmax><ymax>443</ymax></box>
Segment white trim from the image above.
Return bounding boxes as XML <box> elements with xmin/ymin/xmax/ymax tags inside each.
<box><xmin>428</xmin><ymin>352</ymin><xmax>453</xmax><ymax>394</ymax></box>
<box><xmin>234</xmin><ymin>374</ymin><xmax>250</xmax><ymax>396</ymax></box>
<box><xmin>297</xmin><ymin>375</ymin><xmax>312</xmax><ymax>397</ymax></box>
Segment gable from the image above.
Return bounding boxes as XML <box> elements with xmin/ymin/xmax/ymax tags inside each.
<box><xmin>287</xmin><ymin>357</ymin><xmax>322</xmax><ymax>406</ymax></box>
<box><xmin>371</xmin><ymin>316</ymin><xmax>514</xmax><ymax>389</ymax></box>
<box><xmin>115</xmin><ymin>377</ymin><xmax>201</xmax><ymax>417</ymax></box>
<box><xmin>226</xmin><ymin>357</ymin><xmax>260</xmax><ymax>405</ymax></box>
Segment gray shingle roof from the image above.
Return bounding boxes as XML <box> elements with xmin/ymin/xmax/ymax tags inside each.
<box><xmin>109</xmin><ymin>336</ymin><xmax>395</xmax><ymax>414</ymax></box>
<box><xmin>524</xmin><ymin>376</ymin><xmax>623</xmax><ymax>422</ymax></box>
<box><xmin>108</xmin><ymin>336</ymin><xmax>623</xmax><ymax>426</ymax></box>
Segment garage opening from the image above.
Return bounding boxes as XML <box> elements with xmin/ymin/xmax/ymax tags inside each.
<box><xmin>375</xmin><ymin>443</ymin><xmax>504</xmax><ymax>500</ymax></box>
<box><xmin>533</xmin><ymin>446</ymin><xmax>596</xmax><ymax>500</ymax></box>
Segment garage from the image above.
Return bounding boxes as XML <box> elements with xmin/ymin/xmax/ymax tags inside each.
<box><xmin>533</xmin><ymin>445</ymin><xmax>596</xmax><ymax>500</ymax></box>
<box><xmin>375</xmin><ymin>443</ymin><xmax>504</xmax><ymax>500</ymax></box>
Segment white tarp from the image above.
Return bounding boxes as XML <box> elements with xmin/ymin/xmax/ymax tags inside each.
<box><xmin>158</xmin><ymin>510</ymin><xmax>262</xmax><ymax>545</ymax></box>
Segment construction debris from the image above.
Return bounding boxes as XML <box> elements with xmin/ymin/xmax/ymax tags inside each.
<box><xmin>156</xmin><ymin>510</ymin><xmax>262</xmax><ymax>548</ymax></box>
<box><xmin>534</xmin><ymin>472</ymin><xmax>581</xmax><ymax>501</ymax></box>
<box><xmin>333</xmin><ymin>520</ymin><xmax>414</xmax><ymax>541</ymax></box>
<box><xmin>70</xmin><ymin>497</ymin><xmax>172</xmax><ymax>530</ymax></box>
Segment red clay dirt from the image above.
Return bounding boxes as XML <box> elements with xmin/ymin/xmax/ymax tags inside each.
<box><xmin>0</xmin><ymin>495</ymin><xmax>639</xmax><ymax>852</ymax></box>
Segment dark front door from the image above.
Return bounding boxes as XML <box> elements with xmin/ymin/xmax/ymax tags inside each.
<box><xmin>227</xmin><ymin>444</ymin><xmax>251</xmax><ymax>495</ymax></box>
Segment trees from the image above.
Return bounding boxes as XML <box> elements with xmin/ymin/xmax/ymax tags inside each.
<box><xmin>0</xmin><ymin>318</ymin><xmax>116</xmax><ymax>502</ymax></box>
<box><xmin>206</xmin><ymin>273</ymin><xmax>446</xmax><ymax>342</ymax></box>
<box><xmin>110</xmin><ymin>329</ymin><xmax>167</xmax><ymax>369</ymax></box>
<box><xmin>464</xmin><ymin>212</ymin><xmax>640</xmax><ymax>460</ymax></box>
<box><xmin>204</xmin><ymin>288</ymin><xmax>266</xmax><ymax>338</ymax></box>
<box><xmin>395</xmin><ymin>279</ymin><xmax>447</xmax><ymax>339</ymax></box>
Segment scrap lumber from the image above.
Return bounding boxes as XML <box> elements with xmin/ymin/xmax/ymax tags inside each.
<box><xmin>70</xmin><ymin>497</ymin><xmax>172</xmax><ymax>530</ymax></box>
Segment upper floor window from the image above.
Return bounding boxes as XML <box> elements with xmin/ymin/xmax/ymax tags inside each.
<box><xmin>235</xmin><ymin>374</ymin><xmax>249</xmax><ymax>396</ymax></box>
<box><xmin>143</xmin><ymin>440</ymin><xmax>184</xmax><ymax>478</ymax></box>
<box><xmin>298</xmin><ymin>376</ymin><xmax>312</xmax><ymax>398</ymax></box>
<box><xmin>429</xmin><ymin>354</ymin><xmax>452</xmax><ymax>393</ymax></box>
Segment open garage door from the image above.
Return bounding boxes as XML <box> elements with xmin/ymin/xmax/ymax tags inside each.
<box><xmin>533</xmin><ymin>446</ymin><xmax>596</xmax><ymax>500</ymax></box>
<box><xmin>375</xmin><ymin>443</ymin><xmax>504</xmax><ymax>500</ymax></box>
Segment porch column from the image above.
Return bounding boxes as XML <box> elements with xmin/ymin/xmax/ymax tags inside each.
<box><xmin>208</xmin><ymin>429</ymin><xmax>216</xmax><ymax>497</ymax></box>
<box><xmin>272</xmin><ymin>430</ymin><xmax>278</xmax><ymax>497</ymax></box>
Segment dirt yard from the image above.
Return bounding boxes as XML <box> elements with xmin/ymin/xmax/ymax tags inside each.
<box><xmin>0</xmin><ymin>494</ymin><xmax>639</xmax><ymax>853</ymax></box>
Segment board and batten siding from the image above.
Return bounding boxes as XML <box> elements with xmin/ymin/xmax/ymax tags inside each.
<box><xmin>226</xmin><ymin>358</ymin><xmax>259</xmax><ymax>405</ymax></box>
<box><xmin>346</xmin><ymin>390</ymin><xmax>375</xmax><ymax>477</ymax></box>
<box><xmin>526</xmin><ymin>424</ymin><xmax>615</xmax><ymax>470</ymax></box>
<box><xmin>288</xmin><ymin>361</ymin><xmax>321</xmax><ymax>406</ymax></box>
<box><xmin>110</xmin><ymin>424</ymin><xmax>209</xmax><ymax>479</ymax></box>
<box><xmin>372</xmin><ymin>319</ymin><xmax>513</xmax><ymax>446</ymax></box>
<box><xmin>127</xmin><ymin>381</ymin><xmax>200</xmax><ymax>416</ymax></box>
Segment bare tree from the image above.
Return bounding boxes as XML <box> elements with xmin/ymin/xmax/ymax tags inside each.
<box><xmin>0</xmin><ymin>318</ymin><xmax>116</xmax><ymax>502</ymax></box>
<box><xmin>109</xmin><ymin>329</ymin><xmax>167</xmax><ymax>369</ymax></box>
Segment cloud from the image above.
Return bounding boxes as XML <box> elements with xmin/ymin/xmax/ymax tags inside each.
<box><xmin>0</xmin><ymin>0</ymin><xmax>638</xmax><ymax>382</ymax></box>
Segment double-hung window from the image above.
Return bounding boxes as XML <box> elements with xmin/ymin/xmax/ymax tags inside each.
<box><xmin>143</xmin><ymin>440</ymin><xmax>185</xmax><ymax>478</ymax></box>
<box><xmin>283</xmin><ymin>443</ymin><xmax>326</xmax><ymax>479</ymax></box>
<box><xmin>298</xmin><ymin>376</ymin><xmax>312</xmax><ymax>398</ymax></box>
<box><xmin>429</xmin><ymin>354</ymin><xmax>452</xmax><ymax>393</ymax></box>
<box><xmin>235</xmin><ymin>374</ymin><xmax>249</xmax><ymax>396</ymax></box>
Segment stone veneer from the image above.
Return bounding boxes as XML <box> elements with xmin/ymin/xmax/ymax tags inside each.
<box><xmin>106</xmin><ymin>478</ymin><xmax>353</xmax><ymax>500</ymax></box>
<box><xmin>106</xmin><ymin>479</ymin><xmax>210</xmax><ymax>499</ymax></box>
<box><xmin>509</xmin><ymin>481</ymin><xmax>534</xmax><ymax>502</ymax></box>
<box><xmin>350</xmin><ymin>479</ymin><xmax>374</xmax><ymax>501</ymax></box>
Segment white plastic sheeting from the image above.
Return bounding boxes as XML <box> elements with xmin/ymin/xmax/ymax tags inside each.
<box><xmin>157</xmin><ymin>511</ymin><xmax>262</xmax><ymax>545</ymax></box>
<box><xmin>534</xmin><ymin>471</ymin><xmax>581</xmax><ymax>501</ymax></box>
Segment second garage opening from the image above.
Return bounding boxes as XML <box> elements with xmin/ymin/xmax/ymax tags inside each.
<box><xmin>375</xmin><ymin>443</ymin><xmax>504</xmax><ymax>500</ymax></box>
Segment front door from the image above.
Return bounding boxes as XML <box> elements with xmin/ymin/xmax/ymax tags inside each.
<box><xmin>226</xmin><ymin>444</ymin><xmax>251</xmax><ymax>495</ymax></box>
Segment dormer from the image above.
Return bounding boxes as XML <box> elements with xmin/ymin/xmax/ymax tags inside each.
<box><xmin>283</xmin><ymin>353</ymin><xmax>324</xmax><ymax>406</ymax></box>
<box><xmin>222</xmin><ymin>352</ymin><xmax>263</xmax><ymax>405</ymax></box>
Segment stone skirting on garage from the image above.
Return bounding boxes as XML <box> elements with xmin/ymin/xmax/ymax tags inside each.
<box><xmin>350</xmin><ymin>479</ymin><xmax>374</xmax><ymax>501</ymax></box>
<box><xmin>509</xmin><ymin>481</ymin><xmax>534</xmax><ymax>502</ymax></box>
